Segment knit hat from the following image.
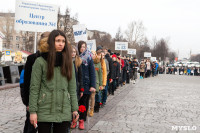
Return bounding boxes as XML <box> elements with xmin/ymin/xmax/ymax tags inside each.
<box><xmin>96</xmin><ymin>46</ymin><xmax>103</xmax><ymax>52</ymax></box>
<box><xmin>116</xmin><ymin>53</ymin><xmax>120</xmax><ymax>56</ymax></box>
<box><xmin>112</xmin><ymin>54</ymin><xmax>117</xmax><ymax>58</ymax></box>
<box><xmin>108</xmin><ymin>49</ymin><xmax>111</xmax><ymax>54</ymax></box>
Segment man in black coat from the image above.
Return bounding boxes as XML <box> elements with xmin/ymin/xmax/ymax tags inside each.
<box><xmin>104</xmin><ymin>49</ymin><xmax>113</xmax><ymax>95</ymax></box>
<box><xmin>21</xmin><ymin>51</ymin><xmax>40</xmax><ymax>133</ymax></box>
<box><xmin>20</xmin><ymin>31</ymin><xmax>50</xmax><ymax>133</ymax></box>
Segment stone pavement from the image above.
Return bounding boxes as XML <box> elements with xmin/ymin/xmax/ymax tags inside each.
<box><xmin>87</xmin><ymin>75</ymin><xmax>200</xmax><ymax>133</ymax></box>
<box><xmin>0</xmin><ymin>74</ymin><xmax>200</xmax><ymax>133</ymax></box>
<box><xmin>0</xmin><ymin>86</ymin><xmax>26</xmax><ymax>133</ymax></box>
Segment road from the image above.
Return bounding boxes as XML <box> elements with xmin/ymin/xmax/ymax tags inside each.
<box><xmin>0</xmin><ymin>74</ymin><xmax>200</xmax><ymax>133</ymax></box>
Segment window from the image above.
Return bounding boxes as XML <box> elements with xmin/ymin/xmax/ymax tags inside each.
<box><xmin>9</xmin><ymin>36</ymin><xmax>13</xmax><ymax>41</ymax></box>
<box><xmin>23</xmin><ymin>37</ymin><xmax>26</xmax><ymax>42</ymax></box>
<box><xmin>22</xmin><ymin>44</ymin><xmax>25</xmax><ymax>50</ymax></box>
<box><xmin>3</xmin><ymin>43</ymin><xmax>6</xmax><ymax>47</ymax></box>
<box><xmin>16</xmin><ymin>36</ymin><xmax>20</xmax><ymax>41</ymax></box>
<box><xmin>29</xmin><ymin>37</ymin><xmax>33</xmax><ymax>41</ymax></box>
<box><xmin>16</xmin><ymin>44</ymin><xmax>19</xmax><ymax>49</ymax></box>
<box><xmin>60</xmin><ymin>21</ymin><xmax>63</xmax><ymax>27</ymax></box>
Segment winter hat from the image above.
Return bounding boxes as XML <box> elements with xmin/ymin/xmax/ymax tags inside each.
<box><xmin>112</xmin><ymin>54</ymin><xmax>117</xmax><ymax>58</ymax></box>
<box><xmin>108</xmin><ymin>49</ymin><xmax>111</xmax><ymax>54</ymax></box>
<box><xmin>116</xmin><ymin>53</ymin><xmax>120</xmax><ymax>56</ymax></box>
<box><xmin>96</xmin><ymin>46</ymin><xmax>103</xmax><ymax>52</ymax></box>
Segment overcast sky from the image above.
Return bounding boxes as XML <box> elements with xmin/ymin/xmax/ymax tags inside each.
<box><xmin>1</xmin><ymin>0</ymin><xmax>200</xmax><ymax>59</ymax></box>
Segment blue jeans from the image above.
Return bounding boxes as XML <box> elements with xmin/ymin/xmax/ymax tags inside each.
<box><xmin>102</xmin><ymin>81</ymin><xmax>109</xmax><ymax>104</ymax></box>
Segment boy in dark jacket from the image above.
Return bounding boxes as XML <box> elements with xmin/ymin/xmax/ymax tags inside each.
<box><xmin>21</xmin><ymin>32</ymin><xmax>50</xmax><ymax>133</ymax></box>
<box><xmin>110</xmin><ymin>54</ymin><xmax>120</xmax><ymax>95</ymax></box>
<box><xmin>132</xmin><ymin>58</ymin><xmax>139</xmax><ymax>84</ymax></box>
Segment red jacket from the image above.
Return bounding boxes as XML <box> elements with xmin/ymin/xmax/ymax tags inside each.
<box><xmin>118</xmin><ymin>57</ymin><xmax>124</xmax><ymax>70</ymax></box>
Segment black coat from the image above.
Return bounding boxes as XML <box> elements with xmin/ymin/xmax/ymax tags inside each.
<box><xmin>73</xmin><ymin>62</ymin><xmax>83</xmax><ymax>99</ymax></box>
<box><xmin>111</xmin><ymin>61</ymin><xmax>120</xmax><ymax>79</ymax></box>
<box><xmin>22</xmin><ymin>52</ymin><xmax>40</xmax><ymax>106</ymax></box>
<box><xmin>105</xmin><ymin>54</ymin><xmax>113</xmax><ymax>80</ymax></box>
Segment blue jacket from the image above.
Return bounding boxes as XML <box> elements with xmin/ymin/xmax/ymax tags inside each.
<box><xmin>155</xmin><ymin>63</ymin><xmax>159</xmax><ymax>70</ymax></box>
<box><xmin>20</xmin><ymin>69</ymin><xmax>24</xmax><ymax>85</ymax></box>
<box><xmin>80</xmin><ymin>50</ymin><xmax>96</xmax><ymax>94</ymax></box>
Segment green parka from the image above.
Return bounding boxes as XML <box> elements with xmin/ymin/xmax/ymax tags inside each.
<box><xmin>93</xmin><ymin>58</ymin><xmax>103</xmax><ymax>92</ymax></box>
<box><xmin>29</xmin><ymin>57</ymin><xmax>78</xmax><ymax>122</ymax></box>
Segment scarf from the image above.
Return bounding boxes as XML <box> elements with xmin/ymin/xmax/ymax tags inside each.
<box><xmin>80</xmin><ymin>49</ymin><xmax>92</xmax><ymax>66</ymax></box>
<box><xmin>41</xmin><ymin>52</ymin><xmax>63</xmax><ymax>66</ymax></box>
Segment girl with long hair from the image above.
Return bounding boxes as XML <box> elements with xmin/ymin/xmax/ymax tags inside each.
<box><xmin>77</xmin><ymin>41</ymin><xmax>96</xmax><ymax>130</ymax></box>
<box><xmin>29</xmin><ymin>30</ymin><xmax>78</xmax><ymax>133</ymax></box>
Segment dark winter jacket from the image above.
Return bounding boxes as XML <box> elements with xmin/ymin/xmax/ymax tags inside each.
<box><xmin>80</xmin><ymin>50</ymin><xmax>96</xmax><ymax>94</ymax></box>
<box><xmin>73</xmin><ymin>61</ymin><xmax>83</xmax><ymax>99</ymax></box>
<box><xmin>132</xmin><ymin>61</ymin><xmax>139</xmax><ymax>70</ymax></box>
<box><xmin>105</xmin><ymin>54</ymin><xmax>113</xmax><ymax>80</ymax></box>
<box><xmin>111</xmin><ymin>61</ymin><xmax>120</xmax><ymax>79</ymax></box>
<box><xmin>22</xmin><ymin>51</ymin><xmax>40</xmax><ymax>106</ymax></box>
<box><xmin>123</xmin><ymin>59</ymin><xmax>130</xmax><ymax>71</ymax></box>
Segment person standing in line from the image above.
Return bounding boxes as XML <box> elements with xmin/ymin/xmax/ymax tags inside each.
<box><xmin>102</xmin><ymin>49</ymin><xmax>112</xmax><ymax>105</ymax></box>
<box><xmin>155</xmin><ymin>61</ymin><xmax>159</xmax><ymax>76</ymax></box>
<box><xmin>139</xmin><ymin>60</ymin><xmax>146</xmax><ymax>79</ymax></box>
<box><xmin>129</xmin><ymin>57</ymin><xmax>134</xmax><ymax>83</ymax></box>
<box><xmin>21</xmin><ymin>32</ymin><xmax>50</xmax><ymax>133</ymax></box>
<box><xmin>126</xmin><ymin>56</ymin><xmax>131</xmax><ymax>84</ymax></box>
<box><xmin>146</xmin><ymin>59</ymin><xmax>151</xmax><ymax>78</ymax></box>
<box><xmin>91</xmin><ymin>51</ymin><xmax>103</xmax><ymax>113</ymax></box>
<box><xmin>122</xmin><ymin>56</ymin><xmax>128</xmax><ymax>85</ymax></box>
<box><xmin>104</xmin><ymin>49</ymin><xmax>113</xmax><ymax>95</ymax></box>
<box><xmin>77</xmin><ymin>41</ymin><xmax>96</xmax><ymax>130</ymax></box>
<box><xmin>110</xmin><ymin>54</ymin><xmax>120</xmax><ymax>95</ymax></box>
<box><xmin>116</xmin><ymin>53</ymin><xmax>124</xmax><ymax>87</ymax></box>
<box><xmin>70</xmin><ymin>45</ymin><xmax>84</xmax><ymax>129</ymax></box>
<box><xmin>96</xmin><ymin>46</ymin><xmax>107</xmax><ymax>108</ymax></box>
<box><xmin>132</xmin><ymin>57</ymin><xmax>139</xmax><ymax>84</ymax></box>
<box><xmin>29</xmin><ymin>30</ymin><xmax>78</xmax><ymax>133</ymax></box>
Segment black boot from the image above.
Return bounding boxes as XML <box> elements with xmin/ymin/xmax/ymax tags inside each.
<box><xmin>94</xmin><ymin>102</ymin><xmax>98</xmax><ymax>112</ymax></box>
<box><xmin>96</xmin><ymin>102</ymin><xmax>100</xmax><ymax>112</ymax></box>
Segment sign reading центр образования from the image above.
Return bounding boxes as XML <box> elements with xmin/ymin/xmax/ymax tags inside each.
<box><xmin>14</xmin><ymin>0</ymin><xmax>58</xmax><ymax>32</ymax></box>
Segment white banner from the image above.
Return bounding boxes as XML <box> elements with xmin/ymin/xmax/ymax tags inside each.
<box><xmin>144</xmin><ymin>52</ymin><xmax>151</xmax><ymax>57</ymax></box>
<box><xmin>151</xmin><ymin>57</ymin><xmax>156</xmax><ymax>61</ymax></box>
<box><xmin>86</xmin><ymin>40</ymin><xmax>96</xmax><ymax>52</ymax></box>
<box><xmin>115</xmin><ymin>42</ymin><xmax>128</xmax><ymax>50</ymax></box>
<box><xmin>73</xmin><ymin>24</ymin><xmax>87</xmax><ymax>43</ymax></box>
<box><xmin>127</xmin><ymin>49</ymin><xmax>136</xmax><ymax>55</ymax></box>
<box><xmin>15</xmin><ymin>0</ymin><xmax>58</xmax><ymax>32</ymax></box>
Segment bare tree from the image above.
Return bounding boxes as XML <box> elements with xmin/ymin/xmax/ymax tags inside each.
<box><xmin>0</xmin><ymin>12</ymin><xmax>14</xmax><ymax>49</ymax></box>
<box><xmin>115</xmin><ymin>27</ymin><xmax>124</xmax><ymax>41</ymax></box>
<box><xmin>57</xmin><ymin>8</ymin><xmax>79</xmax><ymax>45</ymax></box>
<box><xmin>151</xmin><ymin>38</ymin><xmax>169</xmax><ymax>61</ymax></box>
<box><xmin>125</xmin><ymin>20</ymin><xmax>145</xmax><ymax>46</ymax></box>
<box><xmin>168</xmin><ymin>52</ymin><xmax>176</xmax><ymax>63</ymax></box>
<box><xmin>20</xmin><ymin>31</ymin><xmax>34</xmax><ymax>52</ymax></box>
<box><xmin>190</xmin><ymin>54</ymin><xmax>200</xmax><ymax>62</ymax></box>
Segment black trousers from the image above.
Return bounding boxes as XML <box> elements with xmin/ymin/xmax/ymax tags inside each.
<box><xmin>79</xmin><ymin>94</ymin><xmax>90</xmax><ymax>121</ymax></box>
<box><xmin>38</xmin><ymin>121</ymin><xmax>70</xmax><ymax>133</ymax></box>
<box><xmin>126</xmin><ymin>72</ymin><xmax>130</xmax><ymax>83</ymax></box>
<box><xmin>122</xmin><ymin>70</ymin><xmax>127</xmax><ymax>83</ymax></box>
<box><xmin>23</xmin><ymin>111</ymin><xmax>37</xmax><ymax>133</ymax></box>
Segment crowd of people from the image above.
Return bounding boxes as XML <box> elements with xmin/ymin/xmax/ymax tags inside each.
<box><xmin>166</xmin><ymin>66</ymin><xmax>200</xmax><ymax>76</ymax></box>
<box><xmin>19</xmin><ymin>30</ymin><xmax>164</xmax><ymax>133</ymax></box>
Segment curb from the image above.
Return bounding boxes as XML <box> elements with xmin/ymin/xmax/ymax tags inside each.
<box><xmin>0</xmin><ymin>83</ymin><xmax>20</xmax><ymax>91</ymax></box>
